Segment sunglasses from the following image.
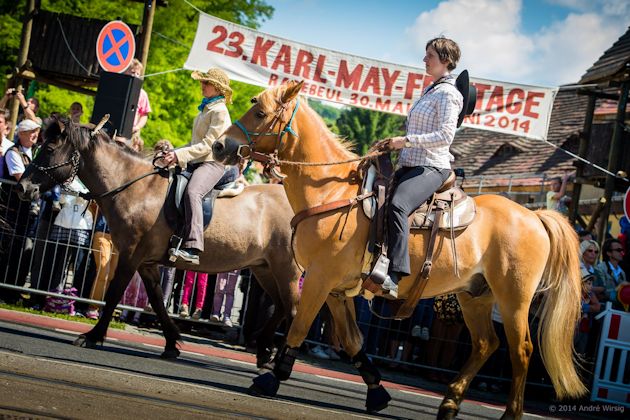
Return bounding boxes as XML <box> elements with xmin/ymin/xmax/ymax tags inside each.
<box><xmin>585</xmin><ymin>249</ymin><xmax>598</xmax><ymax>253</ymax></box>
<box><xmin>610</xmin><ymin>248</ymin><xmax>624</xmax><ymax>252</ymax></box>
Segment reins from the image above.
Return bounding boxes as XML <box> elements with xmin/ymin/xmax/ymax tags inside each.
<box><xmin>77</xmin><ymin>167</ymin><xmax>168</xmax><ymax>201</ymax></box>
<box><xmin>234</xmin><ymin>97</ymin><xmax>390</xmax><ymax>178</ymax></box>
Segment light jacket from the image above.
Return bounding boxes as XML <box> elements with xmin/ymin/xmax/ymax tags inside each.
<box><xmin>174</xmin><ymin>98</ymin><xmax>231</xmax><ymax>166</ymax></box>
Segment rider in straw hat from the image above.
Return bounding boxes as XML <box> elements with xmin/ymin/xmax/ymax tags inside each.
<box><xmin>162</xmin><ymin>68</ymin><xmax>233</xmax><ymax>264</ymax></box>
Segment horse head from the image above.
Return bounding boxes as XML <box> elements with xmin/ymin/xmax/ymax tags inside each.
<box><xmin>213</xmin><ymin>80</ymin><xmax>304</xmax><ymax>168</ymax></box>
<box><xmin>17</xmin><ymin>117</ymin><xmax>85</xmax><ymax>201</ymax></box>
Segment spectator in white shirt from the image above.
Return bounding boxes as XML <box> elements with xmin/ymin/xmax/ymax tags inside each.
<box><xmin>0</xmin><ymin>109</ymin><xmax>15</xmax><ymax>180</ymax></box>
<box><xmin>381</xmin><ymin>37</ymin><xmax>464</xmax><ymax>298</ymax></box>
<box><xmin>0</xmin><ymin>119</ymin><xmax>40</xmax><ymax>303</ymax></box>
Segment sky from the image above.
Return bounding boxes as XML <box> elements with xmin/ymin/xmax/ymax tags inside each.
<box><xmin>258</xmin><ymin>0</ymin><xmax>630</xmax><ymax>87</ymax></box>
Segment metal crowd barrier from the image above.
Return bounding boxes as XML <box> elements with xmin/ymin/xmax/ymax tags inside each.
<box><xmin>0</xmin><ymin>179</ymin><xmax>246</xmax><ymax>329</ymax></box>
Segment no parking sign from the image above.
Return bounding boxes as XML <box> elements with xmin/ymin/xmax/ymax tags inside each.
<box><xmin>96</xmin><ymin>21</ymin><xmax>136</xmax><ymax>73</ymax></box>
<box><xmin>625</xmin><ymin>187</ymin><xmax>630</xmax><ymax>221</ymax></box>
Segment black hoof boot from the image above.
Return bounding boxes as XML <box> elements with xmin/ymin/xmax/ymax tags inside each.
<box><xmin>160</xmin><ymin>348</ymin><xmax>180</xmax><ymax>359</ymax></box>
<box><xmin>256</xmin><ymin>347</ymin><xmax>274</xmax><ymax>369</ymax></box>
<box><xmin>73</xmin><ymin>334</ymin><xmax>100</xmax><ymax>348</ymax></box>
<box><xmin>366</xmin><ymin>385</ymin><xmax>392</xmax><ymax>413</ymax></box>
<box><xmin>437</xmin><ymin>406</ymin><xmax>459</xmax><ymax>420</ymax></box>
<box><xmin>249</xmin><ymin>372</ymin><xmax>280</xmax><ymax>397</ymax></box>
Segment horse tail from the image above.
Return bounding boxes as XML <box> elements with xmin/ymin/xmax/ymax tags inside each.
<box><xmin>535</xmin><ymin>209</ymin><xmax>587</xmax><ymax>399</ymax></box>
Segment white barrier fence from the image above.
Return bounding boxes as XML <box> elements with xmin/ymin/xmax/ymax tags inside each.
<box><xmin>591</xmin><ymin>302</ymin><xmax>630</xmax><ymax>407</ymax></box>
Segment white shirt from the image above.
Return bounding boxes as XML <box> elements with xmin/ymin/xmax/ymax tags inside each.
<box><xmin>5</xmin><ymin>144</ymin><xmax>33</xmax><ymax>176</ymax></box>
<box><xmin>0</xmin><ymin>136</ymin><xmax>15</xmax><ymax>180</ymax></box>
<box><xmin>398</xmin><ymin>75</ymin><xmax>463</xmax><ymax>169</ymax></box>
<box><xmin>53</xmin><ymin>179</ymin><xmax>93</xmax><ymax>230</ymax></box>
<box><xmin>1</xmin><ymin>136</ymin><xmax>14</xmax><ymax>155</ymax></box>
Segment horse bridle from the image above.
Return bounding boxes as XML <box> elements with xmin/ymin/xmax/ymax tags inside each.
<box><xmin>233</xmin><ymin>97</ymin><xmax>300</xmax><ymax>179</ymax></box>
<box><xmin>30</xmin><ymin>115</ymin><xmax>110</xmax><ymax>192</ymax></box>
<box><xmin>31</xmin><ymin>148</ymin><xmax>81</xmax><ymax>189</ymax></box>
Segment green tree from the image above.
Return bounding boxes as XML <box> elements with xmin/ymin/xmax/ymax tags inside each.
<box><xmin>1</xmin><ymin>0</ymin><xmax>273</xmax><ymax>147</ymax></box>
<box><xmin>336</xmin><ymin>107</ymin><xmax>405</xmax><ymax>155</ymax></box>
<box><xmin>308</xmin><ymin>99</ymin><xmax>341</xmax><ymax>133</ymax></box>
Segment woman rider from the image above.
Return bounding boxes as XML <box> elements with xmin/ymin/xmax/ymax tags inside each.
<box><xmin>381</xmin><ymin>37</ymin><xmax>464</xmax><ymax>298</ymax></box>
<box><xmin>162</xmin><ymin>68</ymin><xmax>232</xmax><ymax>264</ymax></box>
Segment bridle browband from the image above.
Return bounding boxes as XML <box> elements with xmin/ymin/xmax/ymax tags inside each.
<box><xmin>233</xmin><ymin>96</ymin><xmax>300</xmax><ymax>179</ymax></box>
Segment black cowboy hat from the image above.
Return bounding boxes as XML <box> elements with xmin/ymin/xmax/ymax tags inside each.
<box><xmin>455</xmin><ymin>70</ymin><xmax>477</xmax><ymax>127</ymax></box>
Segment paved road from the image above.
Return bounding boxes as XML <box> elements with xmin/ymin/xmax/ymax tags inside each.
<box><xmin>0</xmin><ymin>311</ymin><xmax>552</xmax><ymax>419</ymax></box>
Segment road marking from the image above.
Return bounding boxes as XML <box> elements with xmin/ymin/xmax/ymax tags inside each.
<box><xmin>228</xmin><ymin>359</ymin><xmax>255</xmax><ymax>367</ymax></box>
<box><xmin>399</xmin><ymin>389</ymin><xmax>442</xmax><ymax>400</ymax></box>
<box><xmin>181</xmin><ymin>350</ymin><xmax>206</xmax><ymax>357</ymax></box>
<box><xmin>481</xmin><ymin>404</ymin><xmax>504</xmax><ymax>411</ymax></box>
<box><xmin>315</xmin><ymin>375</ymin><xmax>361</xmax><ymax>386</ymax></box>
<box><xmin>142</xmin><ymin>343</ymin><xmax>163</xmax><ymax>349</ymax></box>
<box><xmin>54</xmin><ymin>328</ymin><xmax>81</xmax><ymax>335</ymax></box>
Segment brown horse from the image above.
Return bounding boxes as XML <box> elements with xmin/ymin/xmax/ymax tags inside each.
<box><xmin>17</xmin><ymin>119</ymin><xmax>300</xmax><ymax>366</ymax></box>
<box><xmin>212</xmin><ymin>81</ymin><xmax>586</xmax><ymax>418</ymax></box>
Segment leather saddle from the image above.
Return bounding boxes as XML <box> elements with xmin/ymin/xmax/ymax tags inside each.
<box><xmin>360</xmin><ymin>155</ymin><xmax>476</xmax><ymax>318</ymax></box>
<box><xmin>164</xmin><ymin>165</ymin><xmax>243</xmax><ymax>232</ymax></box>
<box><xmin>361</xmin><ymin>161</ymin><xmax>476</xmax><ymax>231</ymax></box>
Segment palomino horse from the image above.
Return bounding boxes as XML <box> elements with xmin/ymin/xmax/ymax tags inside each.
<box><xmin>212</xmin><ymin>81</ymin><xmax>586</xmax><ymax>418</ymax></box>
<box><xmin>17</xmin><ymin>119</ymin><xmax>300</xmax><ymax>366</ymax></box>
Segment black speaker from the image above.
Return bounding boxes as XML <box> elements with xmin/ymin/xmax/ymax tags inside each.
<box><xmin>91</xmin><ymin>71</ymin><xmax>143</xmax><ymax>138</ymax></box>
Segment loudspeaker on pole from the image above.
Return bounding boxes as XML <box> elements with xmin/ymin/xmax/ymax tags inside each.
<box><xmin>91</xmin><ymin>71</ymin><xmax>143</xmax><ymax>138</ymax></box>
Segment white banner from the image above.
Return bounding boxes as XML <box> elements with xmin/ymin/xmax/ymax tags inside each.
<box><xmin>185</xmin><ymin>12</ymin><xmax>558</xmax><ymax>140</ymax></box>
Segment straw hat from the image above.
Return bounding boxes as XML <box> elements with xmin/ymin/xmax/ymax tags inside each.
<box><xmin>191</xmin><ymin>68</ymin><xmax>233</xmax><ymax>104</ymax></box>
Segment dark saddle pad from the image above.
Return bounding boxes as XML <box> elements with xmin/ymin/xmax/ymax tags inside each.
<box><xmin>164</xmin><ymin>165</ymin><xmax>239</xmax><ymax>231</ymax></box>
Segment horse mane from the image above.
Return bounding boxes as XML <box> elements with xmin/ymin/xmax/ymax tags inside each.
<box><xmin>256</xmin><ymin>85</ymin><xmax>358</xmax><ymax>158</ymax></box>
<box><xmin>49</xmin><ymin>117</ymin><xmax>148</xmax><ymax>161</ymax></box>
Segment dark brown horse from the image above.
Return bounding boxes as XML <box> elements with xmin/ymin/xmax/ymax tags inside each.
<box><xmin>17</xmin><ymin>120</ymin><xmax>300</xmax><ymax>366</ymax></box>
<box><xmin>212</xmin><ymin>81</ymin><xmax>586</xmax><ymax>418</ymax></box>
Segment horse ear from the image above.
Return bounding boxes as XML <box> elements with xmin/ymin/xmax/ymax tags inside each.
<box><xmin>57</xmin><ymin>120</ymin><xmax>66</xmax><ymax>133</ymax></box>
<box><xmin>281</xmin><ymin>80</ymin><xmax>304</xmax><ymax>103</ymax></box>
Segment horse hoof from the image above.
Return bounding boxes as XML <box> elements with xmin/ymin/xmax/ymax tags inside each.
<box><xmin>365</xmin><ymin>385</ymin><xmax>391</xmax><ymax>413</ymax></box>
<box><xmin>249</xmin><ymin>372</ymin><xmax>279</xmax><ymax>397</ymax></box>
<box><xmin>160</xmin><ymin>348</ymin><xmax>180</xmax><ymax>359</ymax></box>
<box><xmin>437</xmin><ymin>407</ymin><xmax>459</xmax><ymax>420</ymax></box>
<box><xmin>73</xmin><ymin>334</ymin><xmax>99</xmax><ymax>348</ymax></box>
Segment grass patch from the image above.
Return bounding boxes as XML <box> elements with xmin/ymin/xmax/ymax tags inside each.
<box><xmin>0</xmin><ymin>302</ymin><xmax>126</xmax><ymax>330</ymax></box>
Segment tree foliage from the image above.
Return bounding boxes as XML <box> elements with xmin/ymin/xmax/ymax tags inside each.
<box><xmin>336</xmin><ymin>107</ymin><xmax>405</xmax><ymax>155</ymax></box>
<box><xmin>308</xmin><ymin>99</ymin><xmax>341</xmax><ymax>134</ymax></box>
<box><xmin>0</xmin><ymin>0</ymin><xmax>272</xmax><ymax>147</ymax></box>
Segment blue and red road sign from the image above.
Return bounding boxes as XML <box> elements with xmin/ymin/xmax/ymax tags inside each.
<box><xmin>96</xmin><ymin>21</ymin><xmax>136</xmax><ymax>73</ymax></box>
<box><xmin>624</xmin><ymin>186</ymin><xmax>630</xmax><ymax>221</ymax></box>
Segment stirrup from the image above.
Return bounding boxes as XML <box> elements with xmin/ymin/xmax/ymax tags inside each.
<box><xmin>168</xmin><ymin>235</ymin><xmax>183</xmax><ymax>262</ymax></box>
<box><xmin>170</xmin><ymin>248</ymin><xmax>200</xmax><ymax>265</ymax></box>
<box><xmin>381</xmin><ymin>275</ymin><xmax>398</xmax><ymax>299</ymax></box>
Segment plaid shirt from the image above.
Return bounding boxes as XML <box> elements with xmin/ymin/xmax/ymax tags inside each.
<box><xmin>399</xmin><ymin>74</ymin><xmax>463</xmax><ymax>169</ymax></box>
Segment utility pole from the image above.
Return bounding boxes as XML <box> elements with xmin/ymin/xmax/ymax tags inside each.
<box><xmin>9</xmin><ymin>0</ymin><xmax>36</xmax><ymax>139</ymax></box>
<box><xmin>138</xmin><ymin>0</ymin><xmax>157</xmax><ymax>69</ymax></box>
